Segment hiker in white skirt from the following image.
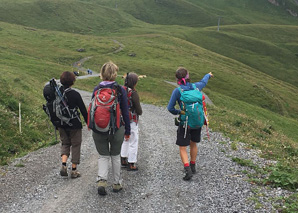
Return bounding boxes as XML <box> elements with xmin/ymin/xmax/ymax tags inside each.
<box><xmin>121</xmin><ymin>73</ymin><xmax>143</xmax><ymax>171</ymax></box>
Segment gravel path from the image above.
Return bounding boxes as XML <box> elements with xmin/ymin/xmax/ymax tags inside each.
<box><xmin>0</xmin><ymin>89</ymin><xmax>291</xmax><ymax>213</ymax></box>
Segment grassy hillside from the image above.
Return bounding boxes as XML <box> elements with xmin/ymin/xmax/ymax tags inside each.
<box><xmin>0</xmin><ymin>0</ymin><xmax>136</xmax><ymax>34</ymax></box>
<box><xmin>173</xmin><ymin>24</ymin><xmax>298</xmax><ymax>87</ymax></box>
<box><xmin>187</xmin><ymin>0</ymin><xmax>298</xmax><ymax>25</ymax></box>
<box><xmin>0</xmin><ymin>0</ymin><xmax>297</xmax><ymax>87</ymax></box>
<box><xmin>82</xmin><ymin>0</ymin><xmax>216</xmax><ymax>27</ymax></box>
<box><xmin>0</xmin><ymin>21</ymin><xmax>116</xmax><ymax>163</ymax></box>
<box><xmin>1</xmin><ymin>0</ymin><xmax>297</xmax><ymax>34</ymax></box>
<box><xmin>1</xmin><ymin>20</ymin><xmax>297</xmax><ymax>163</ymax></box>
<box><xmin>106</xmin><ymin>24</ymin><xmax>298</xmax><ymax>119</ymax></box>
<box><xmin>83</xmin><ymin>0</ymin><xmax>298</xmax><ymax>26</ymax></box>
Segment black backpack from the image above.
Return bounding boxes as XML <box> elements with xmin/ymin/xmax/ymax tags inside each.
<box><xmin>43</xmin><ymin>79</ymin><xmax>80</xmax><ymax>128</ymax></box>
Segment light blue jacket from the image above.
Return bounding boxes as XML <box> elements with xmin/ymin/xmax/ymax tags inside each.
<box><xmin>167</xmin><ymin>74</ymin><xmax>211</xmax><ymax>115</ymax></box>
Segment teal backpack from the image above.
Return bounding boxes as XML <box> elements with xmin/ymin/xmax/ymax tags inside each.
<box><xmin>178</xmin><ymin>84</ymin><xmax>205</xmax><ymax>130</ymax></box>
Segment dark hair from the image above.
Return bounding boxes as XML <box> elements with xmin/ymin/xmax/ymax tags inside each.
<box><xmin>176</xmin><ymin>67</ymin><xmax>190</xmax><ymax>82</ymax></box>
<box><xmin>60</xmin><ymin>71</ymin><xmax>76</xmax><ymax>87</ymax></box>
<box><xmin>125</xmin><ymin>72</ymin><xmax>138</xmax><ymax>89</ymax></box>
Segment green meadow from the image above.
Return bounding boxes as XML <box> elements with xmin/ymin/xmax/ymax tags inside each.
<box><xmin>0</xmin><ymin>0</ymin><xmax>298</xmax><ymax>206</ymax></box>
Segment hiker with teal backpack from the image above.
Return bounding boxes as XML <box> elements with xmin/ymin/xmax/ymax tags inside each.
<box><xmin>88</xmin><ymin>61</ymin><xmax>131</xmax><ymax>196</ymax></box>
<box><xmin>120</xmin><ymin>73</ymin><xmax>143</xmax><ymax>171</ymax></box>
<box><xmin>167</xmin><ymin>67</ymin><xmax>213</xmax><ymax>181</ymax></box>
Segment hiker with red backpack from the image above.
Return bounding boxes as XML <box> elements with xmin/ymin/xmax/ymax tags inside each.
<box><xmin>120</xmin><ymin>73</ymin><xmax>143</xmax><ymax>171</ymax></box>
<box><xmin>88</xmin><ymin>61</ymin><xmax>131</xmax><ymax>196</ymax></box>
<box><xmin>167</xmin><ymin>67</ymin><xmax>213</xmax><ymax>181</ymax></box>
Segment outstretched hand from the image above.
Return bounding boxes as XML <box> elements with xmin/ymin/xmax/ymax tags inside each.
<box><xmin>208</xmin><ymin>72</ymin><xmax>214</xmax><ymax>78</ymax></box>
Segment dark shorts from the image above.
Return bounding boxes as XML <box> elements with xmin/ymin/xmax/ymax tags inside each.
<box><xmin>176</xmin><ymin>126</ymin><xmax>201</xmax><ymax>146</ymax></box>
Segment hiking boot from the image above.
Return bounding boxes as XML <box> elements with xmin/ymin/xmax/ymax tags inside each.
<box><xmin>97</xmin><ymin>180</ymin><xmax>108</xmax><ymax>196</ymax></box>
<box><xmin>112</xmin><ymin>183</ymin><xmax>123</xmax><ymax>193</ymax></box>
<box><xmin>190</xmin><ymin>163</ymin><xmax>196</xmax><ymax>174</ymax></box>
<box><xmin>183</xmin><ymin>166</ymin><xmax>193</xmax><ymax>181</ymax></box>
<box><xmin>60</xmin><ymin>165</ymin><xmax>68</xmax><ymax>177</ymax></box>
<box><xmin>127</xmin><ymin>163</ymin><xmax>138</xmax><ymax>171</ymax></box>
<box><xmin>121</xmin><ymin>157</ymin><xmax>128</xmax><ymax>167</ymax></box>
<box><xmin>71</xmin><ymin>170</ymin><xmax>81</xmax><ymax>178</ymax></box>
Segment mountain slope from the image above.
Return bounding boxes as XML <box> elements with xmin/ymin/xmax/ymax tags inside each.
<box><xmin>173</xmin><ymin>24</ymin><xmax>298</xmax><ymax>87</ymax></box>
<box><xmin>82</xmin><ymin>0</ymin><xmax>298</xmax><ymax>26</ymax></box>
<box><xmin>0</xmin><ymin>0</ymin><xmax>135</xmax><ymax>34</ymax></box>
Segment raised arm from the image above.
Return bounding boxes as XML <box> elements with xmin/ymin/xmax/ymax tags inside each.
<box><xmin>194</xmin><ymin>72</ymin><xmax>214</xmax><ymax>91</ymax></box>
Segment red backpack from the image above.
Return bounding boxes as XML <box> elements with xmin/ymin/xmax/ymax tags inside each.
<box><xmin>88</xmin><ymin>84</ymin><xmax>121</xmax><ymax>134</ymax></box>
<box><xmin>123</xmin><ymin>86</ymin><xmax>138</xmax><ymax>123</ymax></box>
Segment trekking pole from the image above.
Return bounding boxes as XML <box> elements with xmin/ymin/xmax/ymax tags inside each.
<box><xmin>54</xmin><ymin>127</ymin><xmax>58</xmax><ymax>143</ymax></box>
<box><xmin>184</xmin><ymin>116</ymin><xmax>188</xmax><ymax>138</ymax></box>
<box><xmin>206</xmin><ymin>125</ymin><xmax>210</xmax><ymax>141</ymax></box>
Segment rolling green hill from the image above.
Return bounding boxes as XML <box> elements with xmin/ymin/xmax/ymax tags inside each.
<box><xmin>172</xmin><ymin>24</ymin><xmax>298</xmax><ymax>87</ymax></box>
<box><xmin>0</xmin><ymin>0</ymin><xmax>298</xmax><ymax>200</ymax></box>
<box><xmin>0</xmin><ymin>0</ymin><xmax>136</xmax><ymax>34</ymax></box>
<box><xmin>82</xmin><ymin>0</ymin><xmax>298</xmax><ymax>26</ymax></box>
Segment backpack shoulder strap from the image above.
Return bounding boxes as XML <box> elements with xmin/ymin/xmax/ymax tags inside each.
<box><xmin>178</xmin><ymin>86</ymin><xmax>183</xmax><ymax>94</ymax></box>
<box><xmin>113</xmin><ymin>82</ymin><xmax>122</xmax><ymax>97</ymax></box>
<box><xmin>63</xmin><ymin>88</ymin><xmax>72</xmax><ymax>95</ymax></box>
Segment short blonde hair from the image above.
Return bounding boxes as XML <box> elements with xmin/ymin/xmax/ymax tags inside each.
<box><xmin>100</xmin><ymin>61</ymin><xmax>118</xmax><ymax>81</ymax></box>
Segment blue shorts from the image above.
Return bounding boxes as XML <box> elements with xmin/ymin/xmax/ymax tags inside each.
<box><xmin>176</xmin><ymin>126</ymin><xmax>201</xmax><ymax>146</ymax></box>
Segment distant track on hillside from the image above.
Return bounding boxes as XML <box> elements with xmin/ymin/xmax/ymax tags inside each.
<box><xmin>72</xmin><ymin>56</ymin><xmax>93</xmax><ymax>73</ymax></box>
<box><xmin>112</xmin><ymin>40</ymin><xmax>125</xmax><ymax>53</ymax></box>
<box><xmin>72</xmin><ymin>56</ymin><xmax>100</xmax><ymax>80</ymax></box>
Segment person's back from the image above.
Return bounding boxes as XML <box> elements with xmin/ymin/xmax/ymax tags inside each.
<box><xmin>57</xmin><ymin>71</ymin><xmax>88</xmax><ymax>179</ymax></box>
<box><xmin>120</xmin><ymin>73</ymin><xmax>142</xmax><ymax>171</ymax></box>
<box><xmin>90</xmin><ymin>61</ymin><xmax>131</xmax><ymax>196</ymax></box>
<box><xmin>63</xmin><ymin>88</ymin><xmax>87</xmax><ymax>129</ymax></box>
<box><xmin>167</xmin><ymin>67</ymin><xmax>213</xmax><ymax>181</ymax></box>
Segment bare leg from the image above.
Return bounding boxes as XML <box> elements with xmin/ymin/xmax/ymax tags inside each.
<box><xmin>62</xmin><ymin>154</ymin><xmax>68</xmax><ymax>163</ymax></box>
<box><xmin>190</xmin><ymin>141</ymin><xmax>198</xmax><ymax>162</ymax></box>
<box><xmin>179</xmin><ymin>146</ymin><xmax>189</xmax><ymax>164</ymax></box>
<box><xmin>180</xmin><ymin>146</ymin><xmax>193</xmax><ymax>180</ymax></box>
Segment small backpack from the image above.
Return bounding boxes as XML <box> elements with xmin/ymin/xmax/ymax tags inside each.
<box><xmin>87</xmin><ymin>83</ymin><xmax>122</xmax><ymax>134</ymax></box>
<box><xmin>123</xmin><ymin>86</ymin><xmax>138</xmax><ymax>123</ymax></box>
<box><xmin>43</xmin><ymin>79</ymin><xmax>80</xmax><ymax>127</ymax></box>
<box><xmin>178</xmin><ymin>84</ymin><xmax>205</xmax><ymax>133</ymax></box>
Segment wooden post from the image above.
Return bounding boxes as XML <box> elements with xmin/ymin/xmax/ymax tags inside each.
<box><xmin>19</xmin><ymin>102</ymin><xmax>21</xmax><ymax>133</ymax></box>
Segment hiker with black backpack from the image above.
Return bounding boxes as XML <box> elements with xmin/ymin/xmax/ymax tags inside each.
<box><xmin>120</xmin><ymin>73</ymin><xmax>143</xmax><ymax>171</ymax></box>
<box><xmin>88</xmin><ymin>61</ymin><xmax>131</xmax><ymax>196</ymax></box>
<box><xmin>167</xmin><ymin>67</ymin><xmax>213</xmax><ymax>181</ymax></box>
<box><xmin>43</xmin><ymin>71</ymin><xmax>88</xmax><ymax>178</ymax></box>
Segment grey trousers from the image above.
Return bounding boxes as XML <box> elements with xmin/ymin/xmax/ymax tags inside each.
<box><xmin>96</xmin><ymin>155</ymin><xmax>121</xmax><ymax>184</ymax></box>
<box><xmin>92</xmin><ymin>126</ymin><xmax>125</xmax><ymax>184</ymax></box>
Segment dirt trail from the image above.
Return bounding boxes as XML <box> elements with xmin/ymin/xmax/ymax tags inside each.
<box><xmin>0</xmin><ymin>60</ymin><xmax>291</xmax><ymax>212</ymax></box>
<box><xmin>0</xmin><ymin>89</ymin><xmax>289</xmax><ymax>212</ymax></box>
